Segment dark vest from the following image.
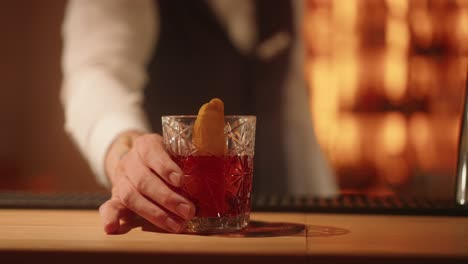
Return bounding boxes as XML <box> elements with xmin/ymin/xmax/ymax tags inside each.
<box><xmin>144</xmin><ymin>0</ymin><xmax>293</xmax><ymax>194</ymax></box>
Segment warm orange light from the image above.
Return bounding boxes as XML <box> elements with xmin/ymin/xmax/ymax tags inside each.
<box><xmin>334</xmin><ymin>114</ymin><xmax>361</xmax><ymax>164</ymax></box>
<box><xmin>381</xmin><ymin>113</ymin><xmax>407</xmax><ymax>156</ymax></box>
<box><xmin>386</xmin><ymin>19</ymin><xmax>409</xmax><ymax>49</ymax></box>
<box><xmin>384</xmin><ymin>1</ymin><xmax>408</xmax><ymax>104</ymax></box>
<box><xmin>332</xmin><ymin>0</ymin><xmax>357</xmax><ymax>30</ymax></box>
<box><xmin>409</xmin><ymin>4</ymin><xmax>433</xmax><ymax>48</ymax></box>
<box><xmin>304</xmin><ymin>9</ymin><xmax>331</xmax><ymax>54</ymax></box>
<box><xmin>455</xmin><ymin>9</ymin><xmax>468</xmax><ymax>52</ymax></box>
<box><xmin>386</xmin><ymin>0</ymin><xmax>409</xmax><ymax>17</ymax></box>
<box><xmin>409</xmin><ymin>56</ymin><xmax>434</xmax><ymax>98</ymax></box>
<box><xmin>337</xmin><ymin>56</ymin><xmax>359</xmax><ymax>108</ymax></box>
<box><xmin>380</xmin><ymin>156</ymin><xmax>410</xmax><ymax>187</ymax></box>
<box><xmin>456</xmin><ymin>0</ymin><xmax>468</xmax><ymax>6</ymax></box>
<box><xmin>408</xmin><ymin>113</ymin><xmax>433</xmax><ymax>171</ymax></box>
<box><xmin>304</xmin><ymin>0</ymin><xmax>465</xmax><ymax>194</ymax></box>
<box><xmin>309</xmin><ymin>58</ymin><xmax>338</xmax><ymax>149</ymax></box>
<box><xmin>384</xmin><ymin>50</ymin><xmax>407</xmax><ymax>102</ymax></box>
<box><xmin>409</xmin><ymin>113</ymin><xmax>430</xmax><ymax>151</ymax></box>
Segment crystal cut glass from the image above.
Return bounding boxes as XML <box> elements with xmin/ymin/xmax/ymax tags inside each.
<box><xmin>162</xmin><ymin>115</ymin><xmax>256</xmax><ymax>233</ymax></box>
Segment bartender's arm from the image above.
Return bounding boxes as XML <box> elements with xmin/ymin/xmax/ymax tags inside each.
<box><xmin>61</xmin><ymin>0</ymin><xmax>195</xmax><ymax>233</ymax></box>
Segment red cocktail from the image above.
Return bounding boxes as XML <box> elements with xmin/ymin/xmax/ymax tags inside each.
<box><xmin>162</xmin><ymin>115</ymin><xmax>256</xmax><ymax>233</ymax></box>
<box><xmin>171</xmin><ymin>155</ymin><xmax>253</xmax><ymax>218</ymax></box>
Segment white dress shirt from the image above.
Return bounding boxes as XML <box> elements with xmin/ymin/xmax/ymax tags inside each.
<box><xmin>61</xmin><ymin>0</ymin><xmax>337</xmax><ymax>196</ymax></box>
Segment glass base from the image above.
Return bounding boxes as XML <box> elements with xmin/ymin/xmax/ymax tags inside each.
<box><xmin>185</xmin><ymin>213</ymin><xmax>250</xmax><ymax>234</ymax></box>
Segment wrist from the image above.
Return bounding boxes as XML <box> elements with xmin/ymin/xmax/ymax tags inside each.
<box><xmin>104</xmin><ymin>130</ymin><xmax>144</xmax><ymax>185</ymax></box>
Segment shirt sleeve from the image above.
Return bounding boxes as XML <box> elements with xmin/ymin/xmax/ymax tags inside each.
<box><xmin>61</xmin><ymin>0</ymin><xmax>158</xmax><ymax>188</ymax></box>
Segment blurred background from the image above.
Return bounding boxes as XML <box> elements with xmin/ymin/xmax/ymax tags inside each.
<box><xmin>0</xmin><ymin>0</ymin><xmax>467</xmax><ymax>198</ymax></box>
<box><xmin>0</xmin><ymin>1</ymin><xmax>104</xmax><ymax>192</ymax></box>
<box><xmin>306</xmin><ymin>0</ymin><xmax>468</xmax><ymax>198</ymax></box>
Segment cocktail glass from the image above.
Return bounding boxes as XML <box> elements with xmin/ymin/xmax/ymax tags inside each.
<box><xmin>162</xmin><ymin>115</ymin><xmax>256</xmax><ymax>233</ymax></box>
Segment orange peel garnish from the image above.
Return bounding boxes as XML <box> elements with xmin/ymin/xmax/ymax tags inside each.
<box><xmin>193</xmin><ymin>98</ymin><xmax>226</xmax><ymax>155</ymax></box>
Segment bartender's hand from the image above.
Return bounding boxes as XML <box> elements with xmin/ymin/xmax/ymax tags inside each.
<box><xmin>99</xmin><ymin>131</ymin><xmax>195</xmax><ymax>234</ymax></box>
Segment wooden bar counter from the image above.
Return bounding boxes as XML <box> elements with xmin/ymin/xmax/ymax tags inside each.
<box><xmin>0</xmin><ymin>209</ymin><xmax>467</xmax><ymax>263</ymax></box>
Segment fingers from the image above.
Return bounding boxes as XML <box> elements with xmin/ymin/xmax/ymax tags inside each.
<box><xmin>128</xmin><ymin>166</ymin><xmax>195</xmax><ymax>220</ymax></box>
<box><xmin>123</xmin><ymin>156</ymin><xmax>195</xmax><ymax>220</ymax></box>
<box><xmin>133</xmin><ymin>134</ymin><xmax>184</xmax><ymax>187</ymax></box>
<box><xmin>99</xmin><ymin>198</ymin><xmax>133</xmax><ymax>234</ymax></box>
<box><xmin>116</xmin><ymin>176</ymin><xmax>186</xmax><ymax>233</ymax></box>
<box><xmin>101</xmin><ymin>132</ymin><xmax>196</xmax><ymax>234</ymax></box>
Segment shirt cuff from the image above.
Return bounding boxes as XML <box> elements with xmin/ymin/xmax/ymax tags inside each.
<box><xmin>88</xmin><ymin>111</ymin><xmax>150</xmax><ymax>188</ymax></box>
